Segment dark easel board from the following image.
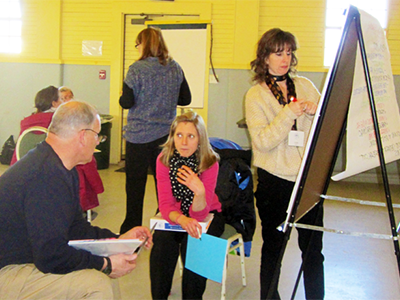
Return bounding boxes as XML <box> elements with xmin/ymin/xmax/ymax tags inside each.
<box><xmin>272</xmin><ymin>5</ymin><xmax>400</xmax><ymax>298</ymax></box>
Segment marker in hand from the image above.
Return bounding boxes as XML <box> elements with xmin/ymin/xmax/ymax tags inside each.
<box><xmin>197</xmin><ymin>227</ymin><xmax>202</xmax><ymax>240</ymax></box>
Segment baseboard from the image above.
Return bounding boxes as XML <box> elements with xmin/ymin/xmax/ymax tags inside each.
<box><xmin>331</xmin><ymin>171</ymin><xmax>400</xmax><ymax>185</ymax></box>
<box><xmin>250</xmin><ymin>167</ymin><xmax>400</xmax><ymax>185</ymax></box>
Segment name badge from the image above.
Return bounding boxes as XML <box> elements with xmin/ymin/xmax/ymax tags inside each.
<box><xmin>288</xmin><ymin>130</ymin><xmax>304</xmax><ymax>147</ymax></box>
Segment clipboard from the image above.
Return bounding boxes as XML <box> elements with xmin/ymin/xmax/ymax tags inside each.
<box><xmin>68</xmin><ymin>238</ymin><xmax>142</xmax><ymax>256</ymax></box>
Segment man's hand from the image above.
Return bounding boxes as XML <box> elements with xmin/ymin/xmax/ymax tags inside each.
<box><xmin>118</xmin><ymin>226</ymin><xmax>153</xmax><ymax>249</ymax></box>
<box><xmin>108</xmin><ymin>253</ymin><xmax>137</xmax><ymax>278</ymax></box>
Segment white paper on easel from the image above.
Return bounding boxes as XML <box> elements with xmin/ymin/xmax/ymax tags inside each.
<box><xmin>332</xmin><ymin>9</ymin><xmax>400</xmax><ymax>181</ymax></box>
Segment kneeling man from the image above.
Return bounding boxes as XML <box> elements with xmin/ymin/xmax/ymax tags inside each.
<box><xmin>0</xmin><ymin>101</ymin><xmax>152</xmax><ymax>299</ymax></box>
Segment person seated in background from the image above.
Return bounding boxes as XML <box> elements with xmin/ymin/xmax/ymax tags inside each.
<box><xmin>0</xmin><ymin>101</ymin><xmax>152</xmax><ymax>299</ymax></box>
<box><xmin>59</xmin><ymin>86</ymin><xmax>104</xmax><ymax>218</ymax></box>
<box><xmin>11</xmin><ymin>85</ymin><xmax>104</xmax><ymax>216</ymax></box>
<box><xmin>150</xmin><ymin>111</ymin><xmax>224</xmax><ymax>300</ymax></box>
<box><xmin>59</xmin><ymin>86</ymin><xmax>74</xmax><ymax>102</ymax></box>
<box><xmin>10</xmin><ymin>85</ymin><xmax>62</xmax><ymax>165</ymax></box>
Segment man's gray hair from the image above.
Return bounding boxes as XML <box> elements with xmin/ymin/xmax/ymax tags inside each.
<box><xmin>48</xmin><ymin>100</ymin><xmax>99</xmax><ymax>138</ymax></box>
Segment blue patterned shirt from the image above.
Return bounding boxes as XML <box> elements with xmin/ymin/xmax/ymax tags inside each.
<box><xmin>123</xmin><ymin>57</ymin><xmax>184</xmax><ymax>143</ymax></box>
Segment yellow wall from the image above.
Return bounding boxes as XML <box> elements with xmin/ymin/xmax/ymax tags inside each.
<box><xmin>258</xmin><ymin>0</ymin><xmax>326</xmax><ymax>72</ymax></box>
<box><xmin>9</xmin><ymin>0</ymin><xmax>398</xmax><ymax>71</ymax></box>
<box><xmin>387</xmin><ymin>0</ymin><xmax>400</xmax><ymax>72</ymax></box>
<box><xmin>1</xmin><ymin>0</ymin><xmax>400</xmax><ymax>162</ymax></box>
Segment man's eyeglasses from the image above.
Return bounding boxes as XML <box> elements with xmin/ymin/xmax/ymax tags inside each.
<box><xmin>83</xmin><ymin>129</ymin><xmax>107</xmax><ymax>143</ymax></box>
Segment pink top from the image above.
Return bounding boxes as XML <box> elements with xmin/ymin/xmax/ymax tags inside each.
<box><xmin>156</xmin><ymin>153</ymin><xmax>222</xmax><ymax>224</ymax></box>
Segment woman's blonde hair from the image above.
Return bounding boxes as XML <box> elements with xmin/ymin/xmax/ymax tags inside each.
<box><xmin>136</xmin><ymin>27</ymin><xmax>170</xmax><ymax>66</ymax></box>
<box><xmin>160</xmin><ymin>110</ymin><xmax>219</xmax><ymax>172</ymax></box>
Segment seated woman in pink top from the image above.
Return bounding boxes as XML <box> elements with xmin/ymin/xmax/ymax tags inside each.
<box><xmin>150</xmin><ymin>111</ymin><xmax>225</xmax><ymax>300</ymax></box>
<box><xmin>10</xmin><ymin>86</ymin><xmax>62</xmax><ymax>165</ymax></box>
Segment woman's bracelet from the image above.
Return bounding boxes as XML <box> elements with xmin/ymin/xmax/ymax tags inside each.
<box><xmin>176</xmin><ymin>214</ymin><xmax>183</xmax><ymax>224</ymax></box>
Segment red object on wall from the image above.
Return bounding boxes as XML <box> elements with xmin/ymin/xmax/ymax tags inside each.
<box><xmin>99</xmin><ymin>70</ymin><xmax>106</xmax><ymax>80</ymax></box>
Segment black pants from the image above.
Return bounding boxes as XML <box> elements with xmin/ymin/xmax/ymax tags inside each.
<box><xmin>150</xmin><ymin>212</ymin><xmax>225</xmax><ymax>300</ymax></box>
<box><xmin>256</xmin><ymin>168</ymin><xmax>324</xmax><ymax>300</ymax></box>
<box><xmin>120</xmin><ymin>136</ymin><xmax>167</xmax><ymax>234</ymax></box>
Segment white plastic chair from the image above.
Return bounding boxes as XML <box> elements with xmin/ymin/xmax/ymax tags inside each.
<box><xmin>219</xmin><ymin>224</ymin><xmax>247</xmax><ymax>300</ymax></box>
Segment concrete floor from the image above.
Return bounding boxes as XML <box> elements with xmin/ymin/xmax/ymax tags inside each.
<box><xmin>1</xmin><ymin>163</ymin><xmax>400</xmax><ymax>299</ymax></box>
<box><xmin>93</xmin><ymin>165</ymin><xmax>400</xmax><ymax>300</ymax></box>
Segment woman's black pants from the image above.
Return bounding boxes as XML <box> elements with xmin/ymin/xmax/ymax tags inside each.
<box><xmin>120</xmin><ymin>136</ymin><xmax>167</xmax><ymax>234</ymax></box>
<box><xmin>150</xmin><ymin>212</ymin><xmax>225</xmax><ymax>299</ymax></box>
<box><xmin>256</xmin><ymin>168</ymin><xmax>325</xmax><ymax>300</ymax></box>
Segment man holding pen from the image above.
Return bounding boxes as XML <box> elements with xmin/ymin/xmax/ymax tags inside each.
<box><xmin>0</xmin><ymin>101</ymin><xmax>152</xmax><ymax>299</ymax></box>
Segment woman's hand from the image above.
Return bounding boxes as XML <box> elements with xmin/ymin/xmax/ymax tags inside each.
<box><xmin>288</xmin><ymin>99</ymin><xmax>317</xmax><ymax>116</ymax></box>
<box><xmin>288</xmin><ymin>99</ymin><xmax>305</xmax><ymax>117</ymax></box>
<box><xmin>302</xmin><ymin>101</ymin><xmax>317</xmax><ymax>115</ymax></box>
<box><xmin>177</xmin><ymin>165</ymin><xmax>205</xmax><ymax>197</ymax></box>
<box><xmin>177</xmin><ymin>215</ymin><xmax>202</xmax><ymax>239</ymax></box>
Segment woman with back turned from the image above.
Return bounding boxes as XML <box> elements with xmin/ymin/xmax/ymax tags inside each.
<box><xmin>119</xmin><ymin>27</ymin><xmax>191</xmax><ymax>233</ymax></box>
<box><xmin>245</xmin><ymin>28</ymin><xmax>324</xmax><ymax>299</ymax></box>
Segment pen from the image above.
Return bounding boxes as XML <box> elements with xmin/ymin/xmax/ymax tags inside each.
<box><xmin>197</xmin><ymin>227</ymin><xmax>202</xmax><ymax>240</ymax></box>
<box><xmin>135</xmin><ymin>222</ymin><xmax>157</xmax><ymax>255</ymax></box>
<box><xmin>150</xmin><ymin>222</ymin><xmax>157</xmax><ymax>234</ymax></box>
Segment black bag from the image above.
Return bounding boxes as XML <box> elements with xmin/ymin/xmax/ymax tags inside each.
<box><xmin>213</xmin><ymin>148</ymin><xmax>256</xmax><ymax>242</ymax></box>
<box><xmin>0</xmin><ymin>135</ymin><xmax>16</xmax><ymax>165</ymax></box>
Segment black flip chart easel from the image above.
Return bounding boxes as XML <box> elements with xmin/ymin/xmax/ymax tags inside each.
<box><xmin>268</xmin><ymin>5</ymin><xmax>400</xmax><ymax>299</ymax></box>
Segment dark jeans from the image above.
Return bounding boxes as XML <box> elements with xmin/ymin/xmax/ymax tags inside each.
<box><xmin>256</xmin><ymin>168</ymin><xmax>324</xmax><ymax>300</ymax></box>
<box><xmin>120</xmin><ymin>136</ymin><xmax>168</xmax><ymax>234</ymax></box>
<box><xmin>150</xmin><ymin>212</ymin><xmax>225</xmax><ymax>300</ymax></box>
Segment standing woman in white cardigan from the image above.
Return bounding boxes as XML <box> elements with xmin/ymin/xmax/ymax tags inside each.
<box><xmin>245</xmin><ymin>28</ymin><xmax>324</xmax><ymax>300</ymax></box>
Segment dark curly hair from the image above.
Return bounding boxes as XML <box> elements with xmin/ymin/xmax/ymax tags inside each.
<box><xmin>250</xmin><ymin>28</ymin><xmax>298</xmax><ymax>83</ymax></box>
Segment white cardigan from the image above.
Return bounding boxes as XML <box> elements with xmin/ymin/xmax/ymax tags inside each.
<box><xmin>245</xmin><ymin>76</ymin><xmax>320</xmax><ymax>182</ymax></box>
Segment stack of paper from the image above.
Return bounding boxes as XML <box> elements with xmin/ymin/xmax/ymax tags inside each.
<box><xmin>150</xmin><ymin>213</ymin><xmax>214</xmax><ymax>233</ymax></box>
